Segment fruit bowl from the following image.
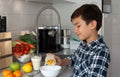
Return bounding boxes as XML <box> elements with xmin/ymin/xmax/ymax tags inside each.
<box><xmin>17</xmin><ymin>54</ymin><xmax>31</xmax><ymax>63</ymax></box>
<box><xmin>40</xmin><ymin>65</ymin><xmax>62</xmax><ymax>77</ymax></box>
<box><xmin>12</xmin><ymin>40</ymin><xmax>35</xmax><ymax>63</ymax></box>
<box><xmin>12</xmin><ymin>32</ymin><xmax>36</xmax><ymax>63</ymax></box>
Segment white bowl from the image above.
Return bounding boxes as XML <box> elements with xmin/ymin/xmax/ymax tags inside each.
<box><xmin>40</xmin><ymin>65</ymin><xmax>62</xmax><ymax>77</ymax></box>
<box><xmin>17</xmin><ymin>54</ymin><xmax>31</xmax><ymax>63</ymax></box>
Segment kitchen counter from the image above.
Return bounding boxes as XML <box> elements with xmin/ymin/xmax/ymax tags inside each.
<box><xmin>22</xmin><ymin>66</ymin><xmax>73</xmax><ymax>77</ymax></box>
<box><xmin>0</xmin><ymin>49</ymin><xmax>75</xmax><ymax>77</ymax></box>
<box><xmin>40</xmin><ymin>49</ymin><xmax>75</xmax><ymax>57</ymax></box>
<box><xmin>0</xmin><ymin>66</ymin><xmax>73</xmax><ymax>77</ymax></box>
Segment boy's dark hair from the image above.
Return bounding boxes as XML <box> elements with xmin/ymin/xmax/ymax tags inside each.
<box><xmin>71</xmin><ymin>4</ymin><xmax>102</xmax><ymax>31</ymax></box>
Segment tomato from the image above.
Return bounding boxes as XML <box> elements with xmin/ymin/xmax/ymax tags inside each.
<box><xmin>25</xmin><ymin>44</ymin><xmax>30</xmax><ymax>50</ymax></box>
<box><xmin>24</xmin><ymin>50</ymin><xmax>29</xmax><ymax>54</ymax></box>
<box><xmin>20</xmin><ymin>48</ymin><xmax>24</xmax><ymax>52</ymax></box>
<box><xmin>15</xmin><ymin>44</ymin><xmax>20</xmax><ymax>48</ymax></box>
<box><xmin>13</xmin><ymin>52</ymin><xmax>21</xmax><ymax>58</ymax></box>
<box><xmin>13</xmin><ymin>41</ymin><xmax>34</xmax><ymax>58</ymax></box>
<box><xmin>20</xmin><ymin>51</ymin><xmax>24</xmax><ymax>56</ymax></box>
<box><xmin>20</xmin><ymin>43</ymin><xmax>26</xmax><ymax>48</ymax></box>
<box><xmin>26</xmin><ymin>47</ymin><xmax>30</xmax><ymax>51</ymax></box>
<box><xmin>15</xmin><ymin>50</ymin><xmax>20</xmax><ymax>53</ymax></box>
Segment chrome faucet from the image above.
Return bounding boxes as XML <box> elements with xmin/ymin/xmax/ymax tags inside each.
<box><xmin>35</xmin><ymin>6</ymin><xmax>61</xmax><ymax>55</ymax></box>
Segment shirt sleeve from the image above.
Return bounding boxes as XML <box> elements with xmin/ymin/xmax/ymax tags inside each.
<box><xmin>67</xmin><ymin>50</ymin><xmax>78</xmax><ymax>66</ymax></box>
<box><xmin>78</xmin><ymin>49</ymin><xmax>110</xmax><ymax>77</ymax></box>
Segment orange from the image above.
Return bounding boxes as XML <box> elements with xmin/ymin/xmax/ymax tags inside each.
<box><xmin>13</xmin><ymin>70</ymin><xmax>22</xmax><ymax>77</ymax></box>
<box><xmin>2</xmin><ymin>69</ymin><xmax>12</xmax><ymax>77</ymax></box>
<box><xmin>4</xmin><ymin>73</ymin><xmax>15</xmax><ymax>77</ymax></box>
<box><xmin>26</xmin><ymin>62</ymin><xmax>32</xmax><ymax>66</ymax></box>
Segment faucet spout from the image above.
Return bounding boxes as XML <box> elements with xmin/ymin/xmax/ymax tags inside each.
<box><xmin>35</xmin><ymin>6</ymin><xmax>61</xmax><ymax>54</ymax></box>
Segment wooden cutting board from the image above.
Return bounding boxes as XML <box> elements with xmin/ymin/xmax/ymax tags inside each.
<box><xmin>0</xmin><ymin>32</ymin><xmax>13</xmax><ymax>69</ymax></box>
<box><xmin>0</xmin><ymin>56</ymin><xmax>13</xmax><ymax>69</ymax></box>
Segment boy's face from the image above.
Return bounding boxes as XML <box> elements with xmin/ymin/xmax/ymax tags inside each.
<box><xmin>72</xmin><ymin>16</ymin><xmax>97</xmax><ymax>42</ymax></box>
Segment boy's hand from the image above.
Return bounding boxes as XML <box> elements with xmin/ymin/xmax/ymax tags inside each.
<box><xmin>54</xmin><ymin>55</ymin><xmax>62</xmax><ymax>66</ymax></box>
<box><xmin>55</xmin><ymin>56</ymin><xmax>71</xmax><ymax>66</ymax></box>
<box><xmin>45</xmin><ymin>53</ymin><xmax>71</xmax><ymax>66</ymax></box>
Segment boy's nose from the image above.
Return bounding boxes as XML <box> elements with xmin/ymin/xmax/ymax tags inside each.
<box><xmin>74</xmin><ymin>27</ymin><xmax>77</xmax><ymax>33</ymax></box>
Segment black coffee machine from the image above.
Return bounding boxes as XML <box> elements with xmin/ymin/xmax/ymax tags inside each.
<box><xmin>37</xmin><ymin>26</ymin><xmax>62</xmax><ymax>53</ymax></box>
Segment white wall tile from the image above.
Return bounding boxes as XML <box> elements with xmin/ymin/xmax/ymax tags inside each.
<box><xmin>0</xmin><ymin>0</ymin><xmax>51</xmax><ymax>40</ymax></box>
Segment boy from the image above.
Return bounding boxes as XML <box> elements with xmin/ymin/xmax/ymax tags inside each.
<box><xmin>55</xmin><ymin>4</ymin><xmax>110</xmax><ymax>77</ymax></box>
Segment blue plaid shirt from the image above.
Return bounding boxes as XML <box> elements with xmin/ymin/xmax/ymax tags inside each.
<box><xmin>68</xmin><ymin>36</ymin><xmax>110</xmax><ymax>77</ymax></box>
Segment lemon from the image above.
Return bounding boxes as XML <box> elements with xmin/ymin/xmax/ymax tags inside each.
<box><xmin>22</xmin><ymin>64</ymin><xmax>32</xmax><ymax>73</ymax></box>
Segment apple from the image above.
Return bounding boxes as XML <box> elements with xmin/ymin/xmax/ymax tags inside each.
<box><xmin>9</xmin><ymin>62</ymin><xmax>20</xmax><ymax>72</ymax></box>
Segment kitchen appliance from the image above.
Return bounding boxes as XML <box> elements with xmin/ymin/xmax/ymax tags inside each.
<box><xmin>36</xmin><ymin>6</ymin><xmax>62</xmax><ymax>53</ymax></box>
<box><xmin>38</xmin><ymin>26</ymin><xmax>61</xmax><ymax>53</ymax></box>
<box><xmin>61</xmin><ymin>29</ymin><xmax>71</xmax><ymax>48</ymax></box>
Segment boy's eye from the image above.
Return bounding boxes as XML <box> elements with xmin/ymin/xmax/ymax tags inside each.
<box><xmin>76</xmin><ymin>24</ymin><xmax>81</xmax><ymax>28</ymax></box>
<box><xmin>73</xmin><ymin>23</ymin><xmax>81</xmax><ymax>28</ymax></box>
<box><xmin>74</xmin><ymin>25</ymin><xmax>80</xmax><ymax>29</ymax></box>
<box><xmin>77</xmin><ymin>25</ymin><xmax>80</xmax><ymax>27</ymax></box>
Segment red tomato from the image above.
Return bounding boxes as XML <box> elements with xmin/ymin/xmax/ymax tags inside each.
<box><xmin>13</xmin><ymin>52</ymin><xmax>21</xmax><ymax>58</ymax></box>
<box><xmin>25</xmin><ymin>44</ymin><xmax>30</xmax><ymax>51</ymax></box>
<box><xmin>24</xmin><ymin>50</ymin><xmax>29</xmax><ymax>54</ymax></box>
<box><xmin>20</xmin><ymin>48</ymin><xmax>24</xmax><ymax>52</ymax></box>
<box><xmin>26</xmin><ymin>47</ymin><xmax>30</xmax><ymax>51</ymax></box>
<box><xmin>20</xmin><ymin>51</ymin><xmax>24</xmax><ymax>56</ymax></box>
<box><xmin>15</xmin><ymin>44</ymin><xmax>20</xmax><ymax>48</ymax></box>
<box><xmin>20</xmin><ymin>43</ymin><xmax>26</xmax><ymax>48</ymax></box>
<box><xmin>15</xmin><ymin>50</ymin><xmax>20</xmax><ymax>52</ymax></box>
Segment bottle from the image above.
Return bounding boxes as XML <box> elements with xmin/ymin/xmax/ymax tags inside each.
<box><xmin>1</xmin><ymin>16</ymin><xmax>7</xmax><ymax>32</ymax></box>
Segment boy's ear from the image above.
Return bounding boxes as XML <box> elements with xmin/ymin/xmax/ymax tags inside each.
<box><xmin>90</xmin><ymin>20</ymin><xmax>97</xmax><ymax>29</ymax></box>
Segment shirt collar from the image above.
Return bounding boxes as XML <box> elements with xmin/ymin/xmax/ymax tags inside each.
<box><xmin>80</xmin><ymin>35</ymin><xmax>104</xmax><ymax>49</ymax></box>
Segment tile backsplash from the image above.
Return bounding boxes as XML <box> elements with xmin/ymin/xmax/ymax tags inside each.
<box><xmin>0</xmin><ymin>0</ymin><xmax>51</xmax><ymax>40</ymax></box>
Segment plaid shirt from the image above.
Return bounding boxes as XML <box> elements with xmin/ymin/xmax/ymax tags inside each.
<box><xmin>68</xmin><ymin>36</ymin><xmax>110</xmax><ymax>77</ymax></box>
